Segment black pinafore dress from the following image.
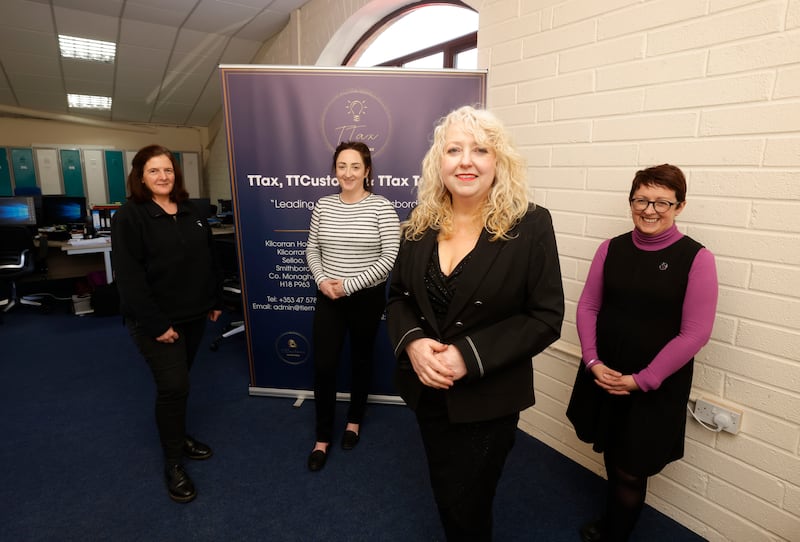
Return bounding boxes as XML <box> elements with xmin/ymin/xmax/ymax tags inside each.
<box><xmin>567</xmin><ymin>232</ymin><xmax>702</xmax><ymax>476</ymax></box>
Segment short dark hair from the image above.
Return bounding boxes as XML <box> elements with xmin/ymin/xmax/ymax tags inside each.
<box><xmin>127</xmin><ymin>144</ymin><xmax>188</xmax><ymax>204</ymax></box>
<box><xmin>332</xmin><ymin>141</ymin><xmax>373</xmax><ymax>193</ymax></box>
<box><xmin>629</xmin><ymin>164</ymin><xmax>686</xmax><ymax>203</ymax></box>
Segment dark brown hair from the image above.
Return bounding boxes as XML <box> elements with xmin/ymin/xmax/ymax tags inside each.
<box><xmin>127</xmin><ymin>144</ymin><xmax>188</xmax><ymax>204</ymax></box>
<box><xmin>629</xmin><ymin>163</ymin><xmax>686</xmax><ymax>203</ymax></box>
<box><xmin>332</xmin><ymin>141</ymin><xmax>373</xmax><ymax>193</ymax></box>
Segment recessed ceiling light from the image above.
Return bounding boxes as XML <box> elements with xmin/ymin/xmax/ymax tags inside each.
<box><xmin>59</xmin><ymin>35</ymin><xmax>116</xmax><ymax>63</ymax></box>
<box><xmin>68</xmin><ymin>94</ymin><xmax>112</xmax><ymax>110</ymax></box>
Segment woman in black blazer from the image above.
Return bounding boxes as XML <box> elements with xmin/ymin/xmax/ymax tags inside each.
<box><xmin>387</xmin><ymin>106</ymin><xmax>564</xmax><ymax>541</ymax></box>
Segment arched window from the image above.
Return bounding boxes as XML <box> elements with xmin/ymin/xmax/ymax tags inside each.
<box><xmin>345</xmin><ymin>2</ymin><xmax>478</xmax><ymax>69</ymax></box>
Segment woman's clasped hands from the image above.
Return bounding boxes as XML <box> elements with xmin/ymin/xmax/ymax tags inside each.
<box><xmin>319</xmin><ymin>279</ymin><xmax>346</xmax><ymax>300</ymax></box>
<box><xmin>406</xmin><ymin>338</ymin><xmax>468</xmax><ymax>389</ymax></box>
<box><xmin>590</xmin><ymin>363</ymin><xmax>639</xmax><ymax>395</ymax></box>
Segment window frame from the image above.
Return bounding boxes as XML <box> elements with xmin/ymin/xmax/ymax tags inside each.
<box><xmin>343</xmin><ymin>1</ymin><xmax>477</xmax><ymax>69</ymax></box>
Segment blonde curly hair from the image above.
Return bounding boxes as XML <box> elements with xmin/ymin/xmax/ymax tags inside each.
<box><xmin>403</xmin><ymin>106</ymin><xmax>530</xmax><ymax>241</ymax></box>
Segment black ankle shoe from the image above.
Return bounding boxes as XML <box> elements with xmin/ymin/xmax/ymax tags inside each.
<box><xmin>580</xmin><ymin>519</ymin><xmax>606</xmax><ymax>542</ymax></box>
<box><xmin>165</xmin><ymin>463</ymin><xmax>196</xmax><ymax>503</ymax></box>
<box><xmin>184</xmin><ymin>435</ymin><xmax>213</xmax><ymax>460</ymax></box>
<box><xmin>307</xmin><ymin>449</ymin><xmax>327</xmax><ymax>471</ymax></box>
<box><xmin>341</xmin><ymin>430</ymin><xmax>360</xmax><ymax>450</ymax></box>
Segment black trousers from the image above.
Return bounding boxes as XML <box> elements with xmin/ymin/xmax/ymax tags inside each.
<box><xmin>128</xmin><ymin>316</ymin><xmax>207</xmax><ymax>465</ymax></box>
<box><xmin>311</xmin><ymin>283</ymin><xmax>386</xmax><ymax>443</ymax></box>
<box><xmin>415</xmin><ymin>388</ymin><xmax>519</xmax><ymax>542</ymax></box>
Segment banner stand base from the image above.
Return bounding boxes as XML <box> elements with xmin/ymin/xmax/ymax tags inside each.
<box><xmin>249</xmin><ymin>387</ymin><xmax>405</xmax><ymax>406</ymax></box>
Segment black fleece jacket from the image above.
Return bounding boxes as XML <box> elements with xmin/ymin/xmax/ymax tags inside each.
<box><xmin>111</xmin><ymin>199</ymin><xmax>223</xmax><ymax>338</ymax></box>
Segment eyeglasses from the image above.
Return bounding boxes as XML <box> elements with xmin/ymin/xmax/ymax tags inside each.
<box><xmin>629</xmin><ymin>198</ymin><xmax>677</xmax><ymax>213</ymax></box>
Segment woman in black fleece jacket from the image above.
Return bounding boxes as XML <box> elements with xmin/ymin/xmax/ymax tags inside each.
<box><xmin>111</xmin><ymin>145</ymin><xmax>222</xmax><ymax>503</ymax></box>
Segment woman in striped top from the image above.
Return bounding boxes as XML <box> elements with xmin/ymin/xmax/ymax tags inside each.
<box><xmin>305</xmin><ymin>141</ymin><xmax>400</xmax><ymax>472</ymax></box>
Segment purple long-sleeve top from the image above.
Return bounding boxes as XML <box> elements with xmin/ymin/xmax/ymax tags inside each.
<box><xmin>576</xmin><ymin>224</ymin><xmax>718</xmax><ymax>392</ymax></box>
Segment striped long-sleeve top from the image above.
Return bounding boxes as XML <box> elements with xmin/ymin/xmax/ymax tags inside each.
<box><xmin>306</xmin><ymin>193</ymin><xmax>401</xmax><ymax>295</ymax></box>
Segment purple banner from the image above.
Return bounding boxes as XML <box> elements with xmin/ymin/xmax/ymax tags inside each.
<box><xmin>220</xmin><ymin>66</ymin><xmax>486</xmax><ymax>397</ymax></box>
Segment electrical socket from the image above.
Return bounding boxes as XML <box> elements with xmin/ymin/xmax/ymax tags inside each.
<box><xmin>694</xmin><ymin>397</ymin><xmax>743</xmax><ymax>434</ymax></box>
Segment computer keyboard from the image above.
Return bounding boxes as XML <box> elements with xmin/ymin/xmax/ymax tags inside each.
<box><xmin>66</xmin><ymin>237</ymin><xmax>110</xmax><ymax>246</ymax></box>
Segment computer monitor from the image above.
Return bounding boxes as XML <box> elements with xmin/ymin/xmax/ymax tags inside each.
<box><xmin>0</xmin><ymin>196</ymin><xmax>37</xmax><ymax>226</ymax></box>
<box><xmin>91</xmin><ymin>204</ymin><xmax>121</xmax><ymax>232</ymax></box>
<box><xmin>40</xmin><ymin>195</ymin><xmax>87</xmax><ymax>226</ymax></box>
<box><xmin>217</xmin><ymin>199</ymin><xmax>232</xmax><ymax>214</ymax></box>
<box><xmin>188</xmin><ymin>197</ymin><xmax>213</xmax><ymax>218</ymax></box>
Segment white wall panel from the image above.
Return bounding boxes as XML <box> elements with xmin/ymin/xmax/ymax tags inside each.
<box><xmin>83</xmin><ymin>149</ymin><xmax>107</xmax><ymax>205</ymax></box>
<box><xmin>34</xmin><ymin>148</ymin><xmax>60</xmax><ymax>194</ymax></box>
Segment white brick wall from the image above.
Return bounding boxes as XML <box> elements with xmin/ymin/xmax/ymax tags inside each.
<box><xmin>478</xmin><ymin>1</ymin><xmax>800</xmax><ymax>539</ymax></box>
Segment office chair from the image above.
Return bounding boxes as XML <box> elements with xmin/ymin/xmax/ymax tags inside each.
<box><xmin>0</xmin><ymin>225</ymin><xmax>42</xmax><ymax>317</ymax></box>
<box><xmin>210</xmin><ymin>277</ymin><xmax>244</xmax><ymax>351</ymax></box>
<box><xmin>209</xmin><ymin>234</ymin><xmax>244</xmax><ymax>351</ymax></box>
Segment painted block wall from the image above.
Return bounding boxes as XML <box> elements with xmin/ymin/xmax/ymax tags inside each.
<box><xmin>475</xmin><ymin>1</ymin><xmax>800</xmax><ymax>540</ymax></box>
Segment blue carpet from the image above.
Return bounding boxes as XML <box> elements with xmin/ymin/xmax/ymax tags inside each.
<box><xmin>0</xmin><ymin>305</ymin><xmax>705</xmax><ymax>541</ymax></box>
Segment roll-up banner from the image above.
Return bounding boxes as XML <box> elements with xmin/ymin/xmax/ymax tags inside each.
<box><xmin>220</xmin><ymin>66</ymin><xmax>486</xmax><ymax>401</ymax></box>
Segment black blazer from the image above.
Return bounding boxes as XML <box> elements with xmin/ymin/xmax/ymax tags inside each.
<box><xmin>387</xmin><ymin>205</ymin><xmax>564</xmax><ymax>423</ymax></box>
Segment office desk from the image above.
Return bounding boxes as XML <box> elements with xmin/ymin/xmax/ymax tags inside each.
<box><xmin>61</xmin><ymin>239</ymin><xmax>113</xmax><ymax>284</ymax></box>
<box><xmin>211</xmin><ymin>224</ymin><xmax>235</xmax><ymax>236</ymax></box>
<box><xmin>38</xmin><ymin>227</ymin><xmax>230</xmax><ymax>283</ymax></box>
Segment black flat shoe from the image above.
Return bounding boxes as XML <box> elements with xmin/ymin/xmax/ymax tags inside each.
<box><xmin>184</xmin><ymin>435</ymin><xmax>213</xmax><ymax>460</ymax></box>
<box><xmin>579</xmin><ymin>519</ymin><xmax>606</xmax><ymax>542</ymax></box>
<box><xmin>341</xmin><ymin>430</ymin><xmax>360</xmax><ymax>450</ymax></box>
<box><xmin>307</xmin><ymin>449</ymin><xmax>327</xmax><ymax>471</ymax></box>
<box><xmin>165</xmin><ymin>463</ymin><xmax>196</xmax><ymax>503</ymax></box>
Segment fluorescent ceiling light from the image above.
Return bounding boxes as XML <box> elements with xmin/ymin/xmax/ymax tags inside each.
<box><xmin>59</xmin><ymin>35</ymin><xmax>116</xmax><ymax>63</ymax></box>
<box><xmin>68</xmin><ymin>94</ymin><xmax>112</xmax><ymax>110</ymax></box>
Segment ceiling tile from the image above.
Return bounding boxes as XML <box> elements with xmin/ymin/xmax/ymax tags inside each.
<box><xmin>68</xmin><ymin>106</ymin><xmax>112</xmax><ymax>120</ymax></box>
<box><xmin>18</xmin><ymin>89</ymin><xmax>68</xmax><ymax>111</ymax></box>
<box><xmin>61</xmin><ymin>58</ymin><xmax>115</xmax><ymax>83</ymax></box>
<box><xmin>0</xmin><ymin>52</ymin><xmax>61</xmax><ymax>78</ymax></box>
<box><xmin>235</xmin><ymin>9</ymin><xmax>289</xmax><ymax>41</ymax></box>
<box><xmin>0</xmin><ymin>0</ymin><xmax>57</xmax><ymax>33</ymax></box>
<box><xmin>167</xmin><ymin>52</ymin><xmax>219</xmax><ymax>76</ymax></box>
<box><xmin>0</xmin><ymin>27</ymin><xmax>59</xmax><ymax>56</ymax></box>
<box><xmin>111</xmin><ymin>97</ymin><xmax>151</xmax><ymax>122</ymax></box>
<box><xmin>0</xmin><ymin>89</ymin><xmax>17</xmax><ymax>105</ymax></box>
<box><xmin>158</xmin><ymin>72</ymin><xmax>211</xmax><ymax>103</ymax></box>
<box><xmin>151</xmin><ymin>102</ymin><xmax>194</xmax><ymax>124</ymax></box>
<box><xmin>64</xmin><ymin>77</ymin><xmax>113</xmax><ymax>96</ymax></box>
<box><xmin>53</xmin><ymin>5</ymin><xmax>119</xmax><ymax>42</ymax></box>
<box><xmin>264</xmin><ymin>0</ymin><xmax>307</xmax><ymax>10</ymax></box>
<box><xmin>6</xmin><ymin>73</ymin><xmax>64</xmax><ymax>92</ymax></box>
<box><xmin>114</xmin><ymin>68</ymin><xmax>164</xmax><ymax>100</ymax></box>
<box><xmin>183</xmin><ymin>0</ymin><xmax>260</xmax><ymax>35</ymax></box>
<box><xmin>51</xmin><ymin>0</ymin><xmax>124</xmax><ymax>17</ymax></box>
<box><xmin>115</xmin><ymin>44</ymin><xmax>170</xmax><ymax>72</ymax></box>
<box><xmin>118</xmin><ymin>0</ymin><xmax>196</xmax><ymax>27</ymax></box>
<box><xmin>173</xmin><ymin>27</ymin><xmax>229</xmax><ymax>56</ymax></box>
<box><xmin>220</xmin><ymin>37</ymin><xmax>262</xmax><ymax>63</ymax></box>
<box><xmin>119</xmin><ymin>18</ymin><xmax>178</xmax><ymax>49</ymax></box>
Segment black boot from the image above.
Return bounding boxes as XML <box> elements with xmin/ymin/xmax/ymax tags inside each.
<box><xmin>165</xmin><ymin>463</ymin><xmax>196</xmax><ymax>503</ymax></box>
<box><xmin>183</xmin><ymin>435</ymin><xmax>213</xmax><ymax>460</ymax></box>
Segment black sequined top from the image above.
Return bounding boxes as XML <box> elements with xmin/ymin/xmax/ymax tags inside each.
<box><xmin>425</xmin><ymin>243</ymin><xmax>473</xmax><ymax>327</ymax></box>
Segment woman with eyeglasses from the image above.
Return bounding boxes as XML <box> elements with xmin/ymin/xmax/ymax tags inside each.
<box><xmin>567</xmin><ymin>164</ymin><xmax>718</xmax><ymax>542</ymax></box>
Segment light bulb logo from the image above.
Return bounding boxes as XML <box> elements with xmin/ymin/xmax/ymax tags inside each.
<box><xmin>323</xmin><ymin>89</ymin><xmax>392</xmax><ymax>157</ymax></box>
<box><xmin>346</xmin><ymin>99</ymin><xmax>367</xmax><ymax>121</ymax></box>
